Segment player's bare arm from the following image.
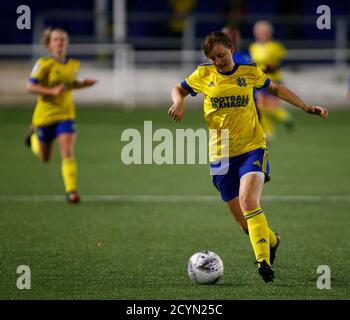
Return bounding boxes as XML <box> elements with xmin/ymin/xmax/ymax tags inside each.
<box><xmin>266</xmin><ymin>81</ymin><xmax>328</xmax><ymax>119</ymax></box>
<box><xmin>26</xmin><ymin>82</ymin><xmax>65</xmax><ymax>96</ymax></box>
<box><xmin>73</xmin><ymin>78</ymin><xmax>97</xmax><ymax>89</ymax></box>
<box><xmin>168</xmin><ymin>84</ymin><xmax>189</xmax><ymax>122</ymax></box>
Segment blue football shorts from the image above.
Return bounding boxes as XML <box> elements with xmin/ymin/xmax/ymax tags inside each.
<box><xmin>211</xmin><ymin>148</ymin><xmax>270</xmax><ymax>202</ymax></box>
<box><xmin>36</xmin><ymin>119</ymin><xmax>76</xmax><ymax>143</ymax></box>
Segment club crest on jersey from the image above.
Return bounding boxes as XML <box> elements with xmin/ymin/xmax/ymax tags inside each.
<box><xmin>236</xmin><ymin>77</ymin><xmax>247</xmax><ymax>87</ymax></box>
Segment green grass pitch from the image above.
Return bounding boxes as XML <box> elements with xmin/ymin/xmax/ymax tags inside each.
<box><xmin>0</xmin><ymin>106</ymin><xmax>349</xmax><ymax>300</ymax></box>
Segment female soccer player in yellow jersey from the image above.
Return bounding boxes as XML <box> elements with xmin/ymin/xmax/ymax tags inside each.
<box><xmin>249</xmin><ymin>20</ymin><xmax>293</xmax><ymax>139</ymax></box>
<box><xmin>25</xmin><ymin>28</ymin><xmax>97</xmax><ymax>203</ymax></box>
<box><xmin>169</xmin><ymin>31</ymin><xmax>328</xmax><ymax>283</ymax></box>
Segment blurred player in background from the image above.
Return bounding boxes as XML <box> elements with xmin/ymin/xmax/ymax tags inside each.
<box><xmin>168</xmin><ymin>0</ymin><xmax>197</xmax><ymax>35</ymax></box>
<box><xmin>249</xmin><ymin>20</ymin><xmax>294</xmax><ymax>139</ymax></box>
<box><xmin>222</xmin><ymin>25</ymin><xmax>251</xmax><ymax>64</ymax></box>
<box><xmin>169</xmin><ymin>31</ymin><xmax>328</xmax><ymax>283</ymax></box>
<box><xmin>25</xmin><ymin>28</ymin><xmax>97</xmax><ymax>203</ymax></box>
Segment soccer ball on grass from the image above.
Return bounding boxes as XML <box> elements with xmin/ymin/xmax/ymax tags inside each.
<box><xmin>187</xmin><ymin>250</ymin><xmax>224</xmax><ymax>284</ymax></box>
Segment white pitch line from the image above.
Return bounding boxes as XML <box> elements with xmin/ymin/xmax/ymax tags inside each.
<box><xmin>0</xmin><ymin>194</ymin><xmax>350</xmax><ymax>203</ymax></box>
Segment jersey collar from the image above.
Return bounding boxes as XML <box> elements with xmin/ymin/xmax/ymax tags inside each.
<box><xmin>49</xmin><ymin>55</ymin><xmax>69</xmax><ymax>64</ymax></box>
<box><xmin>217</xmin><ymin>62</ymin><xmax>239</xmax><ymax>76</ymax></box>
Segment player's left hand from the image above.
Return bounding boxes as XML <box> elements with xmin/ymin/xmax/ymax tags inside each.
<box><xmin>82</xmin><ymin>78</ymin><xmax>97</xmax><ymax>87</ymax></box>
<box><xmin>302</xmin><ymin>105</ymin><xmax>328</xmax><ymax>119</ymax></box>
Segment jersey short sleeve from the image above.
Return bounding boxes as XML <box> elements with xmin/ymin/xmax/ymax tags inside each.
<box><xmin>254</xmin><ymin>66</ymin><xmax>271</xmax><ymax>90</ymax></box>
<box><xmin>29</xmin><ymin>58</ymin><xmax>50</xmax><ymax>84</ymax></box>
<box><xmin>181</xmin><ymin>68</ymin><xmax>202</xmax><ymax>96</ymax></box>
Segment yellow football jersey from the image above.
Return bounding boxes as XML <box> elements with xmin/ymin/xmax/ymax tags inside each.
<box><xmin>182</xmin><ymin>61</ymin><xmax>270</xmax><ymax>161</ymax></box>
<box><xmin>249</xmin><ymin>41</ymin><xmax>286</xmax><ymax>82</ymax></box>
<box><xmin>29</xmin><ymin>56</ymin><xmax>80</xmax><ymax>126</ymax></box>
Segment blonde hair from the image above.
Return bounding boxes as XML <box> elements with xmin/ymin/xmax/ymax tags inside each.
<box><xmin>41</xmin><ymin>27</ymin><xmax>68</xmax><ymax>48</ymax></box>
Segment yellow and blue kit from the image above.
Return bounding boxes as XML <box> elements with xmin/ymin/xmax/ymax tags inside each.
<box><xmin>249</xmin><ymin>40</ymin><xmax>286</xmax><ymax>82</ymax></box>
<box><xmin>181</xmin><ymin>57</ymin><xmax>271</xmax><ymax>201</ymax></box>
<box><xmin>29</xmin><ymin>56</ymin><xmax>80</xmax><ymax>140</ymax></box>
<box><xmin>249</xmin><ymin>40</ymin><xmax>292</xmax><ymax>135</ymax></box>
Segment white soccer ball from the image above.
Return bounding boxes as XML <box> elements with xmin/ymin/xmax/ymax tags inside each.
<box><xmin>187</xmin><ymin>250</ymin><xmax>224</xmax><ymax>284</ymax></box>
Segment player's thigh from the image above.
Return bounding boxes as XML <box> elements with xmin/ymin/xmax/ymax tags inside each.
<box><xmin>239</xmin><ymin>172</ymin><xmax>264</xmax><ymax>211</ymax></box>
<box><xmin>37</xmin><ymin>125</ymin><xmax>55</xmax><ymax>162</ymax></box>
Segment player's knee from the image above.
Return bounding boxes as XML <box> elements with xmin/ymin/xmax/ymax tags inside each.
<box><xmin>60</xmin><ymin>145</ymin><xmax>73</xmax><ymax>158</ymax></box>
<box><xmin>240</xmin><ymin>194</ymin><xmax>259</xmax><ymax>212</ymax></box>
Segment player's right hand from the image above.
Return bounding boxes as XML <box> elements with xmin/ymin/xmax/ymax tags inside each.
<box><xmin>52</xmin><ymin>83</ymin><xmax>65</xmax><ymax>96</ymax></box>
<box><xmin>302</xmin><ymin>105</ymin><xmax>328</xmax><ymax>119</ymax></box>
<box><xmin>168</xmin><ymin>102</ymin><xmax>184</xmax><ymax>123</ymax></box>
<box><xmin>82</xmin><ymin>78</ymin><xmax>97</xmax><ymax>87</ymax></box>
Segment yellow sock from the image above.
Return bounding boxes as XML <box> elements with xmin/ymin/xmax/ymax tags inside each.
<box><xmin>244</xmin><ymin>227</ymin><xmax>277</xmax><ymax>248</ymax></box>
<box><xmin>243</xmin><ymin>207</ymin><xmax>271</xmax><ymax>266</ymax></box>
<box><xmin>30</xmin><ymin>133</ymin><xmax>40</xmax><ymax>156</ymax></box>
<box><xmin>61</xmin><ymin>157</ymin><xmax>77</xmax><ymax>193</ymax></box>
